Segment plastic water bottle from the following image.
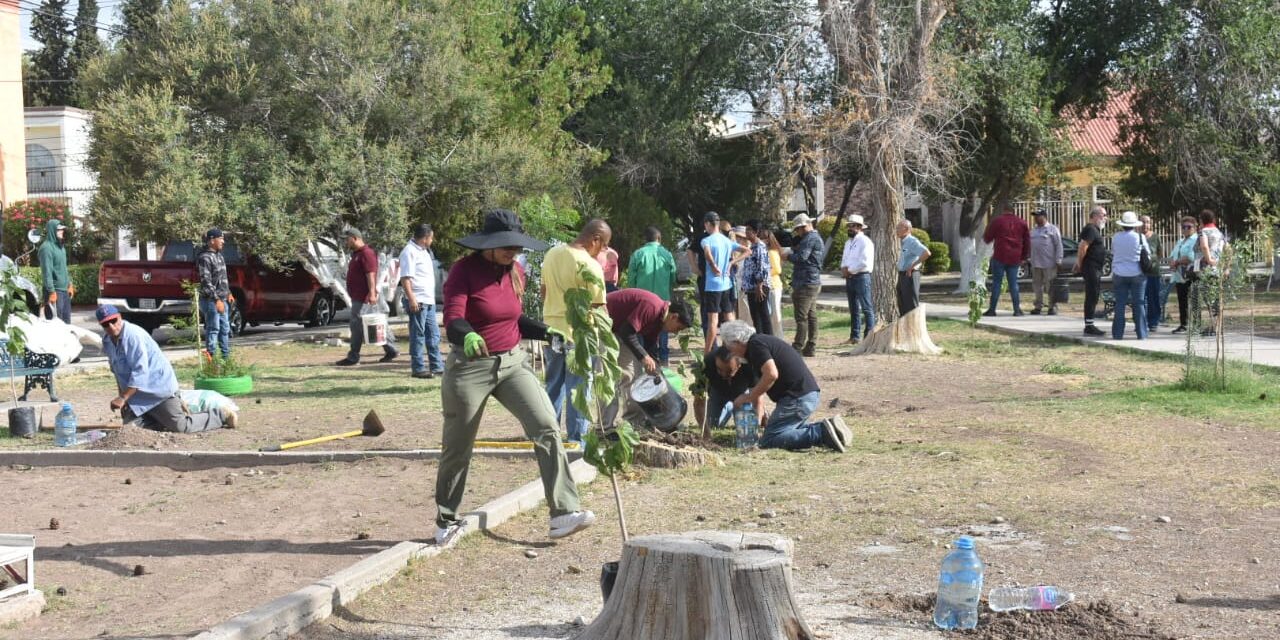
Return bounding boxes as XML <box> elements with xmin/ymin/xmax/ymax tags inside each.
<box><xmin>933</xmin><ymin>536</ymin><xmax>984</xmax><ymax>630</ymax></box>
<box><xmin>54</xmin><ymin>403</ymin><xmax>78</xmax><ymax>447</ymax></box>
<box><xmin>734</xmin><ymin>403</ymin><xmax>758</xmax><ymax>449</ymax></box>
<box><xmin>73</xmin><ymin>430</ymin><xmax>108</xmax><ymax>446</ymax></box>
<box><xmin>988</xmin><ymin>586</ymin><xmax>1074</xmax><ymax>612</ymax></box>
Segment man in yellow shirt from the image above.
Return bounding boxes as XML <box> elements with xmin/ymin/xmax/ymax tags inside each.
<box><xmin>542</xmin><ymin>220</ymin><xmax>612</xmax><ymax>444</ymax></box>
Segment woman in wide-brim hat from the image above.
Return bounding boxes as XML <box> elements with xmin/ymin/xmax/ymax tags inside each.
<box><xmin>433</xmin><ymin>209</ymin><xmax>595</xmax><ymax>547</ymax></box>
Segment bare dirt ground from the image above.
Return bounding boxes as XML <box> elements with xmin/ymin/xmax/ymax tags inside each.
<box><xmin>0</xmin><ymin>456</ymin><xmax>537</xmax><ymax>640</ymax></box>
<box><xmin>294</xmin><ymin>319</ymin><xmax>1280</xmax><ymax>640</ymax></box>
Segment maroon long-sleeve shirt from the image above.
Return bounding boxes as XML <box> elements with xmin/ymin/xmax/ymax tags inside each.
<box><xmin>983</xmin><ymin>213</ymin><xmax>1032</xmax><ymax>266</ymax></box>
<box><xmin>442</xmin><ymin>253</ymin><xmax>525</xmax><ymax>354</ymax></box>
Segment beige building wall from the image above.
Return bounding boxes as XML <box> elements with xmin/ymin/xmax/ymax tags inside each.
<box><xmin>0</xmin><ymin>0</ymin><xmax>26</xmax><ymax>207</ymax></box>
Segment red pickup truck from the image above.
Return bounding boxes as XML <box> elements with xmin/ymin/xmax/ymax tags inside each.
<box><xmin>97</xmin><ymin>241</ymin><xmax>354</xmax><ymax>335</ymax></box>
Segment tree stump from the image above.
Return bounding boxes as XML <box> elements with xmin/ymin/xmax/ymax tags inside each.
<box><xmin>634</xmin><ymin>440</ymin><xmax>721</xmax><ymax>469</ymax></box>
<box><xmin>848</xmin><ymin>305</ymin><xmax>942</xmax><ymax>356</ymax></box>
<box><xmin>577</xmin><ymin>531</ymin><xmax>813</xmax><ymax>640</ymax></box>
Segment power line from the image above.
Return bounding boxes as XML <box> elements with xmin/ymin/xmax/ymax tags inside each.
<box><xmin>17</xmin><ymin>0</ymin><xmax>126</xmax><ymax>37</ymax></box>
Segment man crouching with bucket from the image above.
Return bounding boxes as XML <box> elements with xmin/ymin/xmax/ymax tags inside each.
<box><xmin>601</xmin><ymin>289</ymin><xmax>693</xmax><ymax>430</ymax></box>
<box><xmin>719</xmin><ymin>320</ymin><xmax>851</xmax><ymax>452</ymax></box>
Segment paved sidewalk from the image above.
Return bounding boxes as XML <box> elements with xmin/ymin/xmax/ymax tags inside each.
<box><xmin>816</xmin><ymin>292</ymin><xmax>1280</xmax><ymax>369</ymax></box>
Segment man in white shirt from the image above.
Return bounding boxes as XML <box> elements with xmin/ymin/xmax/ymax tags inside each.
<box><xmin>399</xmin><ymin>223</ymin><xmax>443</xmax><ymax>378</ymax></box>
<box><xmin>1029</xmin><ymin>209</ymin><xmax>1064</xmax><ymax>315</ymax></box>
<box><xmin>840</xmin><ymin>215</ymin><xmax>875</xmax><ymax>343</ymax></box>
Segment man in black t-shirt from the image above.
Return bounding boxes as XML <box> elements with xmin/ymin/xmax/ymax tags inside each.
<box><xmin>700</xmin><ymin>347</ymin><xmax>757</xmax><ymax>431</ymax></box>
<box><xmin>719</xmin><ymin>321</ymin><xmax>850</xmax><ymax>452</ymax></box>
<box><xmin>1073</xmin><ymin>206</ymin><xmax>1109</xmax><ymax>336</ymax></box>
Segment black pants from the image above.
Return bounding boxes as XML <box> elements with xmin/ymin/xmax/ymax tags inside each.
<box><xmin>746</xmin><ymin>288</ymin><xmax>773</xmax><ymax>335</ymax></box>
<box><xmin>896</xmin><ymin>271</ymin><xmax>918</xmax><ymax>316</ymax></box>
<box><xmin>1082</xmin><ymin>266</ymin><xmax>1102</xmax><ymax>322</ymax></box>
<box><xmin>1175</xmin><ymin>282</ymin><xmax>1191</xmax><ymax>328</ymax></box>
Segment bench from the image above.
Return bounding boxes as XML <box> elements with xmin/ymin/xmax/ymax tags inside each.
<box><xmin>0</xmin><ymin>340</ymin><xmax>59</xmax><ymax>402</ymax></box>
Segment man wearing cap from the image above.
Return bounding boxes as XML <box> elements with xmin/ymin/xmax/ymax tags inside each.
<box><xmin>37</xmin><ymin>219</ymin><xmax>73</xmax><ymax>324</ymax></box>
<box><xmin>197</xmin><ymin>228</ymin><xmax>233</xmax><ymax>358</ymax></box>
<box><xmin>1029</xmin><ymin>210</ymin><xmax>1063</xmax><ymax>315</ymax></box>
<box><xmin>336</xmin><ymin>227</ymin><xmax>399</xmax><ymax>366</ymax></box>
<box><xmin>982</xmin><ymin>203</ymin><xmax>1031</xmax><ymax>316</ymax></box>
<box><xmin>398</xmin><ymin>223</ymin><xmax>444</xmax><ymax>379</ymax></box>
<box><xmin>784</xmin><ymin>214</ymin><xmax>823</xmax><ymax>356</ymax></box>
<box><xmin>700</xmin><ymin>213</ymin><xmax>749</xmax><ymax>354</ymax></box>
<box><xmin>601</xmin><ymin>290</ymin><xmax>693</xmax><ymax>428</ymax></box>
<box><xmin>97</xmin><ymin>305</ymin><xmax>235</xmax><ymax>432</ymax></box>
<box><xmin>1074</xmin><ymin>206</ymin><xmax>1109</xmax><ymax>336</ymax></box>
<box><xmin>542</xmin><ymin>219</ymin><xmax>612</xmax><ymax>444</ymax></box>
<box><xmin>840</xmin><ymin>215</ymin><xmax>875</xmax><ymax>343</ymax></box>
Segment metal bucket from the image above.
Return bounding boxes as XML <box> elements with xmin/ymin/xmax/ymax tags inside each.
<box><xmin>630</xmin><ymin>374</ymin><xmax>687</xmax><ymax>433</ymax></box>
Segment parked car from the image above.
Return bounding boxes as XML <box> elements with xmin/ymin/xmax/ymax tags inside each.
<box><xmin>1016</xmin><ymin>237</ymin><xmax>1112</xmax><ymax>279</ymax></box>
<box><xmin>98</xmin><ymin>240</ymin><xmax>401</xmax><ymax>336</ymax></box>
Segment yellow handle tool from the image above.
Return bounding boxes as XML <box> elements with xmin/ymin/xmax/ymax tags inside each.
<box><xmin>260</xmin><ymin>410</ymin><xmax>385</xmax><ymax>452</ymax></box>
<box><xmin>474</xmin><ymin>440</ymin><xmax>580</xmax><ymax>450</ymax></box>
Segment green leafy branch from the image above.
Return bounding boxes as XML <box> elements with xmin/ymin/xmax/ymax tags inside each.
<box><xmin>967</xmin><ymin>257</ymin><xmax>991</xmax><ymax>328</ymax></box>
<box><xmin>0</xmin><ymin>264</ymin><xmax>32</xmax><ymax>406</ymax></box>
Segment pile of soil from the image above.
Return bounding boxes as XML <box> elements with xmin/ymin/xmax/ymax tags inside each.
<box><xmin>88</xmin><ymin>425</ymin><xmax>185</xmax><ymax>450</ymax></box>
<box><xmin>863</xmin><ymin>593</ymin><xmax>1177</xmax><ymax>640</ymax></box>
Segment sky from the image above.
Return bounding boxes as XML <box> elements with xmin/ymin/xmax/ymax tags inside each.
<box><xmin>19</xmin><ymin>1</ymin><xmax>123</xmax><ymax>52</ymax></box>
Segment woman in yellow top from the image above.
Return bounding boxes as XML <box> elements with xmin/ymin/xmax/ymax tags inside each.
<box><xmin>762</xmin><ymin>230</ymin><xmax>785</xmax><ymax>335</ymax></box>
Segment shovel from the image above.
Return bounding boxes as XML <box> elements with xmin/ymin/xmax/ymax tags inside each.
<box><xmin>259</xmin><ymin>410</ymin><xmax>385</xmax><ymax>452</ymax></box>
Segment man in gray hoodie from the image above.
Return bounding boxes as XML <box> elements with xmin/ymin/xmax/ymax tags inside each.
<box><xmin>37</xmin><ymin>219</ymin><xmax>72</xmax><ymax>323</ymax></box>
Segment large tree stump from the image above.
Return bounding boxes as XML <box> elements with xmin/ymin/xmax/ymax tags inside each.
<box><xmin>848</xmin><ymin>305</ymin><xmax>942</xmax><ymax>356</ymax></box>
<box><xmin>577</xmin><ymin>531</ymin><xmax>813</xmax><ymax>640</ymax></box>
<box><xmin>633</xmin><ymin>440</ymin><xmax>721</xmax><ymax>469</ymax></box>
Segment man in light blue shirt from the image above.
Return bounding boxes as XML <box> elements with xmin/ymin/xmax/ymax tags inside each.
<box><xmin>700</xmin><ymin>217</ymin><xmax>749</xmax><ymax>353</ymax></box>
<box><xmin>98</xmin><ymin>305</ymin><xmax>232</xmax><ymax>432</ymax></box>
<box><xmin>1108</xmin><ymin>211</ymin><xmax>1148</xmax><ymax>340</ymax></box>
<box><xmin>398</xmin><ymin>223</ymin><xmax>443</xmax><ymax>379</ymax></box>
<box><xmin>895</xmin><ymin>220</ymin><xmax>931</xmax><ymax>316</ymax></box>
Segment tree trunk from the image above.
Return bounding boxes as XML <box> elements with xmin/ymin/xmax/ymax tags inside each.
<box><xmin>848</xmin><ymin>306</ymin><xmax>942</xmax><ymax>355</ymax></box>
<box><xmin>577</xmin><ymin>531</ymin><xmax>813</xmax><ymax>640</ymax></box>
<box><xmin>634</xmin><ymin>440</ymin><xmax>720</xmax><ymax>469</ymax></box>
<box><xmin>867</xmin><ymin>139</ymin><xmax>904</xmax><ymax>324</ymax></box>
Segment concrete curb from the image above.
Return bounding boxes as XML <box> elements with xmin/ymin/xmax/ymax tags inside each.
<box><xmin>0</xmin><ymin>448</ymin><xmax>582</xmax><ymax>470</ymax></box>
<box><xmin>191</xmin><ymin>458</ymin><xmax>599</xmax><ymax>640</ymax></box>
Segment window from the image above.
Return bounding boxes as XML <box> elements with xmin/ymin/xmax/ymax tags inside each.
<box><xmin>25</xmin><ymin>144</ymin><xmax>63</xmax><ymax>193</ymax></box>
<box><xmin>1093</xmin><ymin>185</ymin><xmax>1117</xmax><ymax>204</ymax></box>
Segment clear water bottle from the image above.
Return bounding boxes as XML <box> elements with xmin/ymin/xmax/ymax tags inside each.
<box><xmin>54</xmin><ymin>402</ymin><xmax>78</xmax><ymax>447</ymax></box>
<box><xmin>734</xmin><ymin>403</ymin><xmax>758</xmax><ymax>449</ymax></box>
<box><xmin>73</xmin><ymin>430</ymin><xmax>108</xmax><ymax>446</ymax></box>
<box><xmin>933</xmin><ymin>536</ymin><xmax>984</xmax><ymax>630</ymax></box>
<box><xmin>988</xmin><ymin>585</ymin><xmax>1074</xmax><ymax>612</ymax></box>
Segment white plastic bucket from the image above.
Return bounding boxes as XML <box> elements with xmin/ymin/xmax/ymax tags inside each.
<box><xmin>361</xmin><ymin>313</ymin><xmax>388</xmax><ymax>346</ymax></box>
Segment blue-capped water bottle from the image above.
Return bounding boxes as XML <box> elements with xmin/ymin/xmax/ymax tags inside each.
<box><xmin>54</xmin><ymin>402</ymin><xmax>78</xmax><ymax>447</ymax></box>
<box><xmin>933</xmin><ymin>536</ymin><xmax>984</xmax><ymax>630</ymax></box>
<box><xmin>733</xmin><ymin>402</ymin><xmax>758</xmax><ymax>449</ymax></box>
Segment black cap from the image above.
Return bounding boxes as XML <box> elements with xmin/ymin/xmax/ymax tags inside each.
<box><xmin>205</xmin><ymin>228</ymin><xmax>224</xmax><ymax>241</ymax></box>
<box><xmin>703</xmin><ymin>211</ymin><xmax>720</xmax><ymax>224</ymax></box>
<box><xmin>1033</xmin><ymin>208</ymin><xmax>1048</xmax><ymax>217</ymax></box>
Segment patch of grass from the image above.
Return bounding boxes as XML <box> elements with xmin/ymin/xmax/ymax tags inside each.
<box><xmin>1084</xmin><ymin>365</ymin><xmax>1280</xmax><ymax>430</ymax></box>
<box><xmin>1040</xmin><ymin>361</ymin><xmax>1086</xmax><ymax>375</ymax></box>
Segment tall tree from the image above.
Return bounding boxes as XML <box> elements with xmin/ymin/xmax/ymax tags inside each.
<box><xmin>29</xmin><ymin>0</ymin><xmax>74</xmax><ymax>106</ymax></box>
<box><xmin>67</xmin><ymin>0</ymin><xmax>103</xmax><ymax>106</ymax></box>
<box><xmin>83</xmin><ymin>0</ymin><xmax>607</xmax><ymax>266</ymax></box>
<box><xmin>119</xmin><ymin>0</ymin><xmax>163</xmax><ymax>51</ymax></box>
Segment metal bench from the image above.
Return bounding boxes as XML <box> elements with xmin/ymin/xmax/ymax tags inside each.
<box><xmin>0</xmin><ymin>340</ymin><xmax>59</xmax><ymax>402</ymax></box>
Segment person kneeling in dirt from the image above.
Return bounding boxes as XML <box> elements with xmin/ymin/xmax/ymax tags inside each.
<box><xmin>718</xmin><ymin>320</ymin><xmax>850</xmax><ymax>452</ymax></box>
<box><xmin>700</xmin><ymin>346</ymin><xmax>758</xmax><ymax>431</ymax></box>
<box><xmin>97</xmin><ymin>305</ymin><xmax>237</xmax><ymax>432</ymax></box>
<box><xmin>601</xmin><ymin>289</ymin><xmax>693</xmax><ymax>428</ymax></box>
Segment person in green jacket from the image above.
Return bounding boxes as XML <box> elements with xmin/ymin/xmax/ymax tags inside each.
<box><xmin>37</xmin><ymin>219</ymin><xmax>72</xmax><ymax>323</ymax></box>
<box><xmin>627</xmin><ymin>226</ymin><xmax>678</xmax><ymax>364</ymax></box>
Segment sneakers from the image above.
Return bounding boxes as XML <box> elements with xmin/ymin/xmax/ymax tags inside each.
<box><xmin>821</xmin><ymin>418</ymin><xmax>848</xmax><ymax>453</ymax></box>
<box><xmin>222</xmin><ymin>409</ymin><xmax>238</xmax><ymax>429</ymax></box>
<box><xmin>412</xmin><ymin>370</ymin><xmax>435</xmax><ymax>379</ymax></box>
<box><xmin>335</xmin><ymin>358</ymin><xmax>358</xmax><ymax>366</ymax></box>
<box><xmin>434</xmin><ymin>520</ymin><xmax>470</xmax><ymax>547</ymax></box>
<box><xmin>549</xmin><ymin>510</ymin><xmax>596</xmax><ymax>539</ymax></box>
<box><xmin>1047</xmin><ymin>308</ymin><xmax>1058</xmax><ymax>316</ymax></box>
<box><xmin>1030</xmin><ymin>309</ymin><xmax>1041</xmax><ymax>315</ymax></box>
<box><xmin>379</xmin><ymin>351</ymin><xmax>399</xmax><ymax>363</ymax></box>
<box><xmin>1083</xmin><ymin>325</ymin><xmax>1105</xmax><ymax>336</ymax></box>
<box><xmin>982</xmin><ymin>310</ymin><xmax>996</xmax><ymax>317</ymax></box>
<box><xmin>828</xmin><ymin>416</ymin><xmax>851</xmax><ymax>451</ymax></box>
<box><xmin>801</xmin><ymin>344</ymin><xmax>816</xmax><ymax>357</ymax></box>
<box><xmin>1171</xmin><ymin>326</ymin><xmax>1187</xmax><ymax>334</ymax></box>
<box><xmin>1012</xmin><ymin>309</ymin><xmax>1025</xmax><ymax>317</ymax></box>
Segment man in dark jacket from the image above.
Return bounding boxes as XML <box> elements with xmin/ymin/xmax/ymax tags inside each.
<box><xmin>37</xmin><ymin>219</ymin><xmax>72</xmax><ymax>323</ymax></box>
<box><xmin>197</xmin><ymin>228</ymin><xmax>233</xmax><ymax>357</ymax></box>
<box><xmin>983</xmin><ymin>204</ymin><xmax>1031</xmax><ymax>316</ymax></box>
<box><xmin>785</xmin><ymin>214</ymin><xmax>824</xmax><ymax>356</ymax></box>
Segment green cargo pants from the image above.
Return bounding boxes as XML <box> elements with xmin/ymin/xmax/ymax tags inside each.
<box><xmin>435</xmin><ymin>347</ymin><xmax>581</xmax><ymax>529</ymax></box>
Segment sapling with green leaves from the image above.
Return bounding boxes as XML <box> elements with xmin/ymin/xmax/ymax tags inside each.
<box><xmin>564</xmin><ymin>262</ymin><xmax>637</xmax><ymax>540</ymax></box>
<box><xmin>968</xmin><ymin>257</ymin><xmax>991</xmax><ymax>328</ymax></box>
<box><xmin>0</xmin><ymin>265</ymin><xmax>31</xmax><ymax>406</ymax></box>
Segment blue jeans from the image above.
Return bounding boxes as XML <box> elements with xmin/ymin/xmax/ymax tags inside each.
<box><xmin>845</xmin><ymin>273</ymin><xmax>875</xmax><ymax>339</ymax></box>
<box><xmin>1112</xmin><ymin>275</ymin><xmax>1148</xmax><ymax>339</ymax></box>
<box><xmin>759</xmin><ymin>391</ymin><xmax>826</xmax><ymax>451</ymax></box>
<box><xmin>404</xmin><ymin>300</ymin><xmax>444</xmax><ymax>374</ymax></box>
<box><xmin>200</xmin><ymin>298</ymin><xmax>231</xmax><ymax>357</ymax></box>
<box><xmin>1144</xmin><ymin>276</ymin><xmax>1162</xmax><ymax>329</ymax></box>
<box><xmin>543</xmin><ymin>345</ymin><xmax>590</xmax><ymax>444</ymax></box>
<box><xmin>42</xmin><ymin>288</ymin><xmax>71</xmax><ymax>324</ymax></box>
<box><xmin>988</xmin><ymin>259</ymin><xmax>1022</xmax><ymax>312</ymax></box>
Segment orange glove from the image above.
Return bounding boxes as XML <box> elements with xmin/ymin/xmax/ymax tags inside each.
<box><xmin>215</xmin><ymin>299</ymin><xmax>226</xmax><ymax>313</ymax></box>
<box><xmin>68</xmin><ymin>284</ymin><xmax>76</xmax><ymax>297</ymax></box>
<box><xmin>48</xmin><ymin>291</ymin><xmax>57</xmax><ymax>303</ymax></box>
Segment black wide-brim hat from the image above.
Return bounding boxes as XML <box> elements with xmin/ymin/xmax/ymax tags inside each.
<box><xmin>455</xmin><ymin>209</ymin><xmax>549</xmax><ymax>251</ymax></box>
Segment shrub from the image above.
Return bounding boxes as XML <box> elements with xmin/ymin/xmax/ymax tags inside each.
<box><xmin>910</xmin><ymin>227</ymin><xmax>931</xmax><ymax>244</ymax></box>
<box><xmin>18</xmin><ymin>264</ymin><xmax>100</xmax><ymax>304</ymax></box>
<box><xmin>3</xmin><ymin>199</ymin><xmax>70</xmax><ymax>261</ymax></box>
<box><xmin>814</xmin><ymin>217</ymin><xmax>848</xmax><ymax>271</ymax></box>
<box><xmin>924</xmin><ymin>241</ymin><xmax>952</xmax><ymax>274</ymax></box>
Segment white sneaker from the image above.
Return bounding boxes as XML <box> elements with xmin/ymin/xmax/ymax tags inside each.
<box><xmin>434</xmin><ymin>520</ymin><xmax>469</xmax><ymax>547</ymax></box>
<box><xmin>821</xmin><ymin>419</ymin><xmax>848</xmax><ymax>453</ymax></box>
<box><xmin>829</xmin><ymin>416</ymin><xmax>852</xmax><ymax>450</ymax></box>
<box><xmin>549</xmin><ymin>510</ymin><xmax>596</xmax><ymax>539</ymax></box>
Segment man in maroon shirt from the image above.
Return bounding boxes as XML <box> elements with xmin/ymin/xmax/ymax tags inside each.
<box><xmin>336</xmin><ymin>228</ymin><xmax>399</xmax><ymax>365</ymax></box>
<box><xmin>601</xmin><ymin>289</ymin><xmax>692</xmax><ymax>429</ymax></box>
<box><xmin>982</xmin><ymin>204</ymin><xmax>1032</xmax><ymax>317</ymax></box>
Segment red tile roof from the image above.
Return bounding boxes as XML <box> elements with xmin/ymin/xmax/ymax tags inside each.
<box><xmin>1065</xmin><ymin>93</ymin><xmax>1131</xmax><ymax>158</ymax></box>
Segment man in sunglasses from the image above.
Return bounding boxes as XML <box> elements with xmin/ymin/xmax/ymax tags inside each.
<box><xmin>98</xmin><ymin>305</ymin><xmax>236</xmax><ymax>432</ymax></box>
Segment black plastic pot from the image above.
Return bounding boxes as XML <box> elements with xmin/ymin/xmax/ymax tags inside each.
<box><xmin>8</xmin><ymin>407</ymin><xmax>37</xmax><ymax>438</ymax></box>
<box><xmin>600</xmin><ymin>561</ymin><xmax>620</xmax><ymax>603</ymax></box>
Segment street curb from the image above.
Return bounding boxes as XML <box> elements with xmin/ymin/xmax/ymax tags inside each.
<box><xmin>0</xmin><ymin>448</ymin><xmax>582</xmax><ymax>470</ymax></box>
<box><xmin>191</xmin><ymin>458</ymin><xmax>599</xmax><ymax>640</ymax></box>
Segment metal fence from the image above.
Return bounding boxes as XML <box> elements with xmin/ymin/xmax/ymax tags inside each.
<box><xmin>1011</xmin><ymin>199</ymin><xmax>1180</xmax><ymax>260</ymax></box>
